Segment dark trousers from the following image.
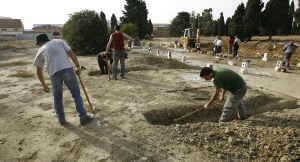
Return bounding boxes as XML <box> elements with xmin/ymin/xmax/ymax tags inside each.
<box><xmin>233</xmin><ymin>44</ymin><xmax>239</xmax><ymax>57</ymax></box>
<box><xmin>97</xmin><ymin>56</ymin><xmax>109</xmax><ymax>74</ymax></box>
<box><xmin>282</xmin><ymin>53</ymin><xmax>292</xmax><ymax>68</ymax></box>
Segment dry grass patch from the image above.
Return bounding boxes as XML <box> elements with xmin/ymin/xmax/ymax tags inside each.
<box><xmin>8</xmin><ymin>70</ymin><xmax>34</xmax><ymax>78</ymax></box>
<box><xmin>0</xmin><ymin>40</ymin><xmax>35</xmax><ymax>50</ymax></box>
<box><xmin>252</xmin><ymin>35</ymin><xmax>300</xmax><ymax>42</ymax></box>
<box><xmin>0</xmin><ymin>61</ymin><xmax>32</xmax><ymax>67</ymax></box>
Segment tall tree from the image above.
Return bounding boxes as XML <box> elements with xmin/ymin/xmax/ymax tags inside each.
<box><xmin>229</xmin><ymin>3</ymin><xmax>246</xmax><ymax>41</ymax></box>
<box><xmin>169</xmin><ymin>12</ymin><xmax>191</xmax><ymax>37</ymax></box>
<box><xmin>110</xmin><ymin>14</ymin><xmax>118</xmax><ymax>31</ymax></box>
<box><xmin>121</xmin><ymin>23</ymin><xmax>138</xmax><ymax>37</ymax></box>
<box><xmin>225</xmin><ymin>17</ymin><xmax>232</xmax><ymax>36</ymax></box>
<box><xmin>62</xmin><ymin>10</ymin><xmax>107</xmax><ymax>54</ymax></box>
<box><xmin>122</xmin><ymin>0</ymin><xmax>149</xmax><ymax>38</ymax></box>
<box><xmin>100</xmin><ymin>11</ymin><xmax>108</xmax><ymax>33</ymax></box>
<box><xmin>201</xmin><ymin>8</ymin><xmax>214</xmax><ymax>36</ymax></box>
<box><xmin>262</xmin><ymin>0</ymin><xmax>290</xmax><ymax>39</ymax></box>
<box><xmin>213</xmin><ymin>20</ymin><xmax>219</xmax><ymax>36</ymax></box>
<box><xmin>288</xmin><ymin>1</ymin><xmax>295</xmax><ymax>34</ymax></box>
<box><xmin>190</xmin><ymin>11</ymin><xmax>198</xmax><ymax>28</ymax></box>
<box><xmin>294</xmin><ymin>0</ymin><xmax>300</xmax><ymax>34</ymax></box>
<box><xmin>147</xmin><ymin>19</ymin><xmax>153</xmax><ymax>35</ymax></box>
<box><xmin>244</xmin><ymin>0</ymin><xmax>264</xmax><ymax>40</ymax></box>
<box><xmin>218</xmin><ymin>12</ymin><xmax>226</xmax><ymax>36</ymax></box>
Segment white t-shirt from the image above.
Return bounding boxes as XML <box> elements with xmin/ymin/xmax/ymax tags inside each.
<box><xmin>234</xmin><ymin>38</ymin><xmax>241</xmax><ymax>46</ymax></box>
<box><xmin>33</xmin><ymin>39</ymin><xmax>73</xmax><ymax>76</ymax></box>
<box><xmin>216</xmin><ymin>39</ymin><xmax>223</xmax><ymax>46</ymax></box>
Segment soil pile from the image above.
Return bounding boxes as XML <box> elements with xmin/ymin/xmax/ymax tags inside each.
<box><xmin>200</xmin><ymin>41</ymin><xmax>300</xmax><ymax>64</ymax></box>
<box><xmin>128</xmin><ymin>55</ymin><xmax>200</xmax><ymax>70</ymax></box>
<box><xmin>171</xmin><ymin>114</ymin><xmax>300</xmax><ymax>161</ymax></box>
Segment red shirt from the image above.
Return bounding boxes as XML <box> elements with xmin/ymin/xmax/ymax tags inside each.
<box><xmin>112</xmin><ymin>32</ymin><xmax>124</xmax><ymax>51</ymax></box>
<box><xmin>229</xmin><ymin>38</ymin><xmax>234</xmax><ymax>45</ymax></box>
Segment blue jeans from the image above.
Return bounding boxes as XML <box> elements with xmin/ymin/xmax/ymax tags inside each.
<box><xmin>50</xmin><ymin>68</ymin><xmax>87</xmax><ymax>122</ymax></box>
<box><xmin>113</xmin><ymin>50</ymin><xmax>126</xmax><ymax>79</ymax></box>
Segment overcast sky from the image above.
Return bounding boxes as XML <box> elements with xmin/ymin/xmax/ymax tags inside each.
<box><xmin>1</xmin><ymin>0</ymin><xmax>298</xmax><ymax>29</ymax></box>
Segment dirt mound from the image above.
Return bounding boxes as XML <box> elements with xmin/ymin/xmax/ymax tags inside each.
<box><xmin>171</xmin><ymin>115</ymin><xmax>300</xmax><ymax>161</ymax></box>
<box><xmin>200</xmin><ymin>41</ymin><xmax>300</xmax><ymax>64</ymax></box>
<box><xmin>129</xmin><ymin>55</ymin><xmax>200</xmax><ymax>70</ymax></box>
<box><xmin>240</xmin><ymin>42</ymin><xmax>300</xmax><ymax>64</ymax></box>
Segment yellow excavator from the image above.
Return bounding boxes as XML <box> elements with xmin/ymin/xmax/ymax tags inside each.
<box><xmin>176</xmin><ymin>28</ymin><xmax>200</xmax><ymax>50</ymax></box>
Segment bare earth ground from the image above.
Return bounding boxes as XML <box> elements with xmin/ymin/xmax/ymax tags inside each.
<box><xmin>0</xmin><ymin>40</ymin><xmax>300</xmax><ymax>162</ymax></box>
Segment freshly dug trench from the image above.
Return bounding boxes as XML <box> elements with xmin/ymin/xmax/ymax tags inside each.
<box><xmin>143</xmin><ymin>90</ymin><xmax>297</xmax><ymax>125</ymax></box>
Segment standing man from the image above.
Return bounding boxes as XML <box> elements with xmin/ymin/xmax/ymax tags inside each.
<box><xmin>233</xmin><ymin>36</ymin><xmax>241</xmax><ymax>58</ymax></box>
<box><xmin>200</xmin><ymin>67</ymin><xmax>247</xmax><ymax>122</ymax></box>
<box><xmin>282</xmin><ymin>40</ymin><xmax>298</xmax><ymax>69</ymax></box>
<box><xmin>228</xmin><ymin>35</ymin><xmax>235</xmax><ymax>55</ymax></box>
<box><xmin>33</xmin><ymin>33</ymin><xmax>93</xmax><ymax>126</ymax></box>
<box><xmin>106</xmin><ymin>25</ymin><xmax>134</xmax><ymax>80</ymax></box>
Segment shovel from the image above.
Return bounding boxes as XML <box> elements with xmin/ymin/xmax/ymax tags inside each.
<box><xmin>174</xmin><ymin>106</ymin><xmax>205</xmax><ymax>123</ymax></box>
<box><xmin>174</xmin><ymin>100</ymin><xmax>220</xmax><ymax>123</ymax></box>
<box><xmin>78</xmin><ymin>74</ymin><xmax>95</xmax><ymax>115</ymax></box>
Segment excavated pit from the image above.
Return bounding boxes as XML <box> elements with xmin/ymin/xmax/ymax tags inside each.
<box><xmin>143</xmin><ymin>89</ymin><xmax>297</xmax><ymax>125</ymax></box>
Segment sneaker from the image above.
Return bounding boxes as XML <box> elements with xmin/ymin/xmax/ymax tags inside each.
<box><xmin>80</xmin><ymin>115</ymin><xmax>94</xmax><ymax>126</ymax></box>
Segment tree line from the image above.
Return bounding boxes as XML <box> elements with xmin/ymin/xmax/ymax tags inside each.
<box><xmin>62</xmin><ymin>0</ymin><xmax>152</xmax><ymax>55</ymax></box>
<box><xmin>169</xmin><ymin>0</ymin><xmax>300</xmax><ymax>41</ymax></box>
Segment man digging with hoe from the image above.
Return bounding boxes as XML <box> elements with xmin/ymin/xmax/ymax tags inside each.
<box><xmin>200</xmin><ymin>67</ymin><xmax>247</xmax><ymax>123</ymax></box>
<box><xmin>33</xmin><ymin>33</ymin><xmax>93</xmax><ymax>126</ymax></box>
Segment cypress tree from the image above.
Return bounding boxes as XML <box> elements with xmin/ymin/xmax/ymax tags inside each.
<box><xmin>110</xmin><ymin>14</ymin><xmax>118</xmax><ymax>31</ymax></box>
<box><xmin>100</xmin><ymin>11</ymin><xmax>108</xmax><ymax>32</ymax></box>
<box><xmin>147</xmin><ymin>19</ymin><xmax>153</xmax><ymax>35</ymax></box>
<box><xmin>218</xmin><ymin>12</ymin><xmax>226</xmax><ymax>36</ymax></box>
<box><xmin>262</xmin><ymin>0</ymin><xmax>290</xmax><ymax>39</ymax></box>
<box><xmin>122</xmin><ymin>0</ymin><xmax>149</xmax><ymax>38</ymax></box>
<box><xmin>229</xmin><ymin>3</ymin><xmax>246</xmax><ymax>41</ymax></box>
<box><xmin>244</xmin><ymin>0</ymin><xmax>264</xmax><ymax>40</ymax></box>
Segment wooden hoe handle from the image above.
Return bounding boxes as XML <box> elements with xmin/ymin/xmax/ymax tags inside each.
<box><xmin>78</xmin><ymin>75</ymin><xmax>95</xmax><ymax>114</ymax></box>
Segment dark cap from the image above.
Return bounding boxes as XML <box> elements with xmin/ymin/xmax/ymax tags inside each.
<box><xmin>36</xmin><ymin>33</ymin><xmax>50</xmax><ymax>45</ymax></box>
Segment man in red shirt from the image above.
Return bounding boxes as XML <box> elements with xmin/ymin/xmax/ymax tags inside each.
<box><xmin>106</xmin><ymin>25</ymin><xmax>133</xmax><ymax>80</ymax></box>
<box><xmin>228</xmin><ymin>35</ymin><xmax>235</xmax><ymax>55</ymax></box>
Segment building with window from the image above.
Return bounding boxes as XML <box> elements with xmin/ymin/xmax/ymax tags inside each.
<box><xmin>32</xmin><ymin>24</ymin><xmax>63</xmax><ymax>35</ymax></box>
<box><xmin>0</xmin><ymin>18</ymin><xmax>24</xmax><ymax>35</ymax></box>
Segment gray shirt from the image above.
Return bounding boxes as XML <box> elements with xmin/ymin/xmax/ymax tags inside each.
<box><xmin>33</xmin><ymin>39</ymin><xmax>73</xmax><ymax>76</ymax></box>
<box><xmin>283</xmin><ymin>43</ymin><xmax>297</xmax><ymax>54</ymax></box>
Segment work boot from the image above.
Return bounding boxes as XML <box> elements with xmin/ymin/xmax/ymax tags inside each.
<box><xmin>80</xmin><ymin>115</ymin><xmax>94</xmax><ymax>126</ymax></box>
<box><xmin>59</xmin><ymin>119</ymin><xmax>68</xmax><ymax>126</ymax></box>
<box><xmin>120</xmin><ymin>74</ymin><xmax>125</xmax><ymax>79</ymax></box>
